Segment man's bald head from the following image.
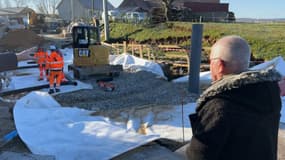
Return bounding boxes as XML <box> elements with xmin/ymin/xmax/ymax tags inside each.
<box><xmin>211</xmin><ymin>35</ymin><xmax>251</xmax><ymax>74</ymax></box>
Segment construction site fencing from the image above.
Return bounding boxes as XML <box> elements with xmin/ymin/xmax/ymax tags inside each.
<box><xmin>102</xmin><ymin>41</ymin><xmax>190</xmax><ymax>73</ymax></box>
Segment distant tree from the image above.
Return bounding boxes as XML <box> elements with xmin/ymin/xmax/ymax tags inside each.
<box><xmin>227</xmin><ymin>11</ymin><xmax>236</xmax><ymax>22</ymax></box>
<box><xmin>34</xmin><ymin>0</ymin><xmax>60</xmax><ymax>15</ymax></box>
<box><xmin>0</xmin><ymin>0</ymin><xmax>30</xmax><ymax>8</ymax></box>
<box><xmin>2</xmin><ymin>0</ymin><xmax>12</xmax><ymax>8</ymax></box>
<box><xmin>161</xmin><ymin>0</ymin><xmax>175</xmax><ymax>21</ymax></box>
<box><xmin>13</xmin><ymin>0</ymin><xmax>28</xmax><ymax>7</ymax></box>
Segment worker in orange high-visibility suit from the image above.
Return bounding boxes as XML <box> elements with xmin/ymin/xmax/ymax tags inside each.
<box><xmin>45</xmin><ymin>54</ymin><xmax>50</xmax><ymax>81</ymax></box>
<box><xmin>57</xmin><ymin>49</ymin><xmax>67</xmax><ymax>82</ymax></box>
<box><xmin>34</xmin><ymin>48</ymin><xmax>48</xmax><ymax>80</ymax></box>
<box><xmin>48</xmin><ymin>46</ymin><xmax>64</xmax><ymax>94</ymax></box>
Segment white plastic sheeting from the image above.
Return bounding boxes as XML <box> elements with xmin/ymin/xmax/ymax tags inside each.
<box><xmin>14</xmin><ymin>91</ymin><xmax>196</xmax><ymax>159</ymax></box>
<box><xmin>110</xmin><ymin>53</ymin><xmax>166</xmax><ymax>79</ymax></box>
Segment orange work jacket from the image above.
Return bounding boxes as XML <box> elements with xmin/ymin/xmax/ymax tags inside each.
<box><xmin>34</xmin><ymin>51</ymin><xmax>48</xmax><ymax>64</ymax></box>
<box><xmin>48</xmin><ymin>51</ymin><xmax>64</xmax><ymax>71</ymax></box>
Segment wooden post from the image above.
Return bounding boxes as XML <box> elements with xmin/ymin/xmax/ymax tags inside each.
<box><xmin>110</xmin><ymin>43</ymin><xmax>113</xmax><ymax>54</ymax></box>
<box><xmin>123</xmin><ymin>41</ymin><xmax>127</xmax><ymax>53</ymax></box>
<box><xmin>147</xmin><ymin>48</ymin><xmax>151</xmax><ymax>60</ymax></box>
<box><xmin>117</xmin><ymin>43</ymin><xmax>120</xmax><ymax>55</ymax></box>
<box><xmin>153</xmin><ymin>50</ymin><xmax>156</xmax><ymax>62</ymax></box>
<box><xmin>139</xmin><ymin>45</ymin><xmax>143</xmax><ymax>58</ymax></box>
<box><xmin>186</xmin><ymin>55</ymin><xmax>190</xmax><ymax>74</ymax></box>
<box><xmin>131</xmin><ymin>42</ymin><xmax>134</xmax><ymax>55</ymax></box>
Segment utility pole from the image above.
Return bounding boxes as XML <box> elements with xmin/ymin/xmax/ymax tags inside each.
<box><xmin>92</xmin><ymin>0</ymin><xmax>95</xmax><ymax>16</ymax></box>
<box><xmin>103</xmin><ymin>0</ymin><xmax>110</xmax><ymax>41</ymax></box>
<box><xmin>71</xmin><ymin>0</ymin><xmax>74</xmax><ymax>21</ymax></box>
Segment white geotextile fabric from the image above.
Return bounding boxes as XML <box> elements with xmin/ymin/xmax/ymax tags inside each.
<box><xmin>172</xmin><ymin>71</ymin><xmax>211</xmax><ymax>84</ymax></box>
<box><xmin>249</xmin><ymin>56</ymin><xmax>285</xmax><ymax>76</ymax></box>
<box><xmin>110</xmin><ymin>53</ymin><xmax>166</xmax><ymax>78</ymax></box>
<box><xmin>14</xmin><ymin>91</ymin><xmax>159</xmax><ymax>160</ymax></box>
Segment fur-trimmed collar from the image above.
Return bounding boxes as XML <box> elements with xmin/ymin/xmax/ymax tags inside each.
<box><xmin>196</xmin><ymin>67</ymin><xmax>282</xmax><ymax>110</ymax></box>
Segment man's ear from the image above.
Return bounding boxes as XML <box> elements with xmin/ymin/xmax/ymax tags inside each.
<box><xmin>217</xmin><ymin>59</ymin><xmax>226</xmax><ymax>74</ymax></box>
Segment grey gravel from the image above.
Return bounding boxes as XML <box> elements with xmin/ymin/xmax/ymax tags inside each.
<box><xmin>54</xmin><ymin>71</ymin><xmax>198</xmax><ymax>112</ymax></box>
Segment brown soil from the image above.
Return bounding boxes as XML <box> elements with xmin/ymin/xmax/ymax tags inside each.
<box><xmin>0</xmin><ymin>29</ymin><xmax>46</xmax><ymax>52</ymax></box>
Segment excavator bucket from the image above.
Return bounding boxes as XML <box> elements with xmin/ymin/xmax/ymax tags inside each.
<box><xmin>0</xmin><ymin>53</ymin><xmax>17</xmax><ymax>72</ymax></box>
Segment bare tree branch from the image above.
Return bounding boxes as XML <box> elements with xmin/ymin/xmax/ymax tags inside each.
<box><xmin>34</xmin><ymin>0</ymin><xmax>60</xmax><ymax>15</ymax></box>
<box><xmin>2</xmin><ymin>0</ymin><xmax>12</xmax><ymax>8</ymax></box>
<box><xmin>13</xmin><ymin>0</ymin><xmax>28</xmax><ymax>7</ymax></box>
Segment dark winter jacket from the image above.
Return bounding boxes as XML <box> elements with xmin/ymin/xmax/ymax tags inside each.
<box><xmin>187</xmin><ymin>67</ymin><xmax>282</xmax><ymax>160</ymax></box>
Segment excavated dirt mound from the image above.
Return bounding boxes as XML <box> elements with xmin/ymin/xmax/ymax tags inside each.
<box><xmin>0</xmin><ymin>29</ymin><xmax>46</xmax><ymax>52</ymax></box>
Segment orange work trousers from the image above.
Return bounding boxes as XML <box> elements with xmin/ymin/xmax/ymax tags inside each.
<box><xmin>49</xmin><ymin>70</ymin><xmax>63</xmax><ymax>88</ymax></box>
<box><xmin>38</xmin><ymin>63</ymin><xmax>46</xmax><ymax>79</ymax></box>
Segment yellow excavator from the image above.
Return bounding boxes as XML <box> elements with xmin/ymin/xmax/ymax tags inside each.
<box><xmin>68</xmin><ymin>25</ymin><xmax>122</xmax><ymax>80</ymax></box>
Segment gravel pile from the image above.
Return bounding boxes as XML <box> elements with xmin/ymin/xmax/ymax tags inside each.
<box><xmin>55</xmin><ymin>71</ymin><xmax>198</xmax><ymax>112</ymax></box>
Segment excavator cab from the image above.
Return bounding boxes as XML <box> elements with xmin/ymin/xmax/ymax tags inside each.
<box><xmin>72</xmin><ymin>26</ymin><xmax>108</xmax><ymax>67</ymax></box>
<box><xmin>69</xmin><ymin>26</ymin><xmax>122</xmax><ymax>79</ymax></box>
<box><xmin>72</xmin><ymin>26</ymin><xmax>100</xmax><ymax>49</ymax></box>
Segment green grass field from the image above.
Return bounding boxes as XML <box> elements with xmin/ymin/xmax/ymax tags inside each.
<box><xmin>109</xmin><ymin>22</ymin><xmax>285</xmax><ymax>61</ymax></box>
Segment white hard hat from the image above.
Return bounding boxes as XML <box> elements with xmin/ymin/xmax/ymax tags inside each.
<box><xmin>50</xmin><ymin>45</ymin><xmax>56</xmax><ymax>50</ymax></box>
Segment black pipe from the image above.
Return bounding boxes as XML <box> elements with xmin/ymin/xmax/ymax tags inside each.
<box><xmin>64</xmin><ymin>73</ymin><xmax>75</xmax><ymax>82</ymax></box>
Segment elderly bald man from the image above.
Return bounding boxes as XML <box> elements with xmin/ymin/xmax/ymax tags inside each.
<box><xmin>186</xmin><ymin>35</ymin><xmax>282</xmax><ymax>160</ymax></box>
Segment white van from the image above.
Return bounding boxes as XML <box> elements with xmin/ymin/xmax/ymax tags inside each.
<box><xmin>125</xmin><ymin>12</ymin><xmax>146</xmax><ymax>22</ymax></box>
<box><xmin>101</xmin><ymin>10</ymin><xmax>122</xmax><ymax>22</ymax></box>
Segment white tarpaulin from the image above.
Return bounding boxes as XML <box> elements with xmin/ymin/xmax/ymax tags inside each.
<box><xmin>14</xmin><ymin>91</ymin><xmax>159</xmax><ymax>160</ymax></box>
<box><xmin>13</xmin><ymin>91</ymin><xmax>284</xmax><ymax>160</ymax></box>
<box><xmin>172</xmin><ymin>71</ymin><xmax>211</xmax><ymax>84</ymax></box>
<box><xmin>14</xmin><ymin>91</ymin><xmax>196</xmax><ymax>159</ymax></box>
<box><xmin>110</xmin><ymin>53</ymin><xmax>166</xmax><ymax>78</ymax></box>
<box><xmin>249</xmin><ymin>56</ymin><xmax>285</xmax><ymax>76</ymax></box>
